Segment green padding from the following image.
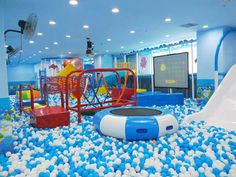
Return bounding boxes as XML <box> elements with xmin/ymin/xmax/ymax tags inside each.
<box><xmin>22</xmin><ymin>92</ymin><xmax>29</xmax><ymax>100</ymax></box>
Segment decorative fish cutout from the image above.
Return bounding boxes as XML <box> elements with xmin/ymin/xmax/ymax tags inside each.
<box><xmin>49</xmin><ymin>64</ymin><xmax>58</xmax><ymax>69</ymax></box>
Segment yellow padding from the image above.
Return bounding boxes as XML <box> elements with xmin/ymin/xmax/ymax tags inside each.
<box><xmin>97</xmin><ymin>87</ymin><xmax>146</xmax><ymax>95</ymax></box>
<box><xmin>23</xmin><ymin>103</ymin><xmax>46</xmax><ymax>113</ymax></box>
<box><xmin>137</xmin><ymin>89</ymin><xmax>147</xmax><ymax>93</ymax></box>
<box><xmin>57</xmin><ymin>63</ymin><xmax>76</xmax><ymax>77</ymax></box>
<box><xmin>97</xmin><ymin>87</ymin><xmax>108</xmax><ymax>95</ymax></box>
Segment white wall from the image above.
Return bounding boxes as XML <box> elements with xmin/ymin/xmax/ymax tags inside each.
<box><xmin>94</xmin><ymin>54</ymin><xmax>113</xmax><ymax>68</ymax></box>
<box><xmin>197</xmin><ymin>27</ymin><xmax>224</xmax><ymax>79</ymax></box>
<box><xmin>222</xmin><ymin>31</ymin><xmax>236</xmax><ymax>73</ymax></box>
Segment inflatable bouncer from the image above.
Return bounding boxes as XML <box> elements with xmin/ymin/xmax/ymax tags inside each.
<box><xmin>94</xmin><ymin>106</ymin><xmax>178</xmax><ymax>140</ymax></box>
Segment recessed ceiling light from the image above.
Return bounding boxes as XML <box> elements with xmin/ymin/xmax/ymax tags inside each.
<box><xmin>4</xmin><ymin>45</ymin><xmax>8</xmax><ymax>48</ymax></box>
<box><xmin>83</xmin><ymin>25</ymin><xmax>89</xmax><ymax>29</ymax></box>
<box><xmin>66</xmin><ymin>35</ymin><xmax>71</xmax><ymax>38</ymax></box>
<box><xmin>165</xmin><ymin>34</ymin><xmax>170</xmax><ymax>38</ymax></box>
<box><xmin>139</xmin><ymin>41</ymin><xmax>144</xmax><ymax>44</ymax></box>
<box><xmin>53</xmin><ymin>42</ymin><xmax>58</xmax><ymax>45</ymax></box>
<box><xmin>105</xmin><ymin>50</ymin><xmax>109</xmax><ymax>53</ymax></box>
<box><xmin>38</xmin><ymin>50</ymin><xmax>42</xmax><ymax>53</ymax></box>
<box><xmin>121</xmin><ymin>46</ymin><xmax>124</xmax><ymax>49</ymax></box>
<box><xmin>37</xmin><ymin>32</ymin><xmax>43</xmax><ymax>36</ymax></box>
<box><xmin>33</xmin><ymin>53</ymin><xmax>36</xmax><ymax>56</ymax></box>
<box><xmin>69</xmin><ymin>0</ymin><xmax>78</xmax><ymax>6</ymax></box>
<box><xmin>45</xmin><ymin>47</ymin><xmax>49</xmax><ymax>50</ymax></box>
<box><xmin>29</xmin><ymin>40</ymin><xmax>34</xmax><ymax>44</ymax></box>
<box><xmin>202</xmin><ymin>25</ymin><xmax>209</xmax><ymax>29</ymax></box>
<box><xmin>112</xmin><ymin>8</ymin><xmax>120</xmax><ymax>14</ymax></box>
<box><xmin>68</xmin><ymin>51</ymin><xmax>72</xmax><ymax>54</ymax></box>
<box><xmin>49</xmin><ymin>20</ymin><xmax>56</xmax><ymax>25</ymax></box>
<box><xmin>107</xmin><ymin>38</ymin><xmax>112</xmax><ymax>42</ymax></box>
<box><xmin>165</xmin><ymin>17</ymin><xmax>172</xmax><ymax>22</ymax></box>
<box><xmin>129</xmin><ymin>30</ymin><xmax>135</xmax><ymax>34</ymax></box>
<box><xmin>20</xmin><ymin>50</ymin><xmax>23</xmax><ymax>53</ymax></box>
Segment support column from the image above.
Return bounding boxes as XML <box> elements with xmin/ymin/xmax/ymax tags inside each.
<box><xmin>0</xmin><ymin>1</ymin><xmax>13</xmax><ymax>154</ymax></box>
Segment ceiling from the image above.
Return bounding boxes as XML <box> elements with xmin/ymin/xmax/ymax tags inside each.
<box><xmin>2</xmin><ymin>0</ymin><xmax>236</xmax><ymax>64</ymax></box>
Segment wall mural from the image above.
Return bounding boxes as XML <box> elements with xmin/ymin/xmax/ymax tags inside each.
<box><xmin>138</xmin><ymin>53</ymin><xmax>151</xmax><ymax>75</ymax></box>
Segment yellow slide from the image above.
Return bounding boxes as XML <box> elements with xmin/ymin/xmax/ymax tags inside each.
<box><xmin>56</xmin><ymin>63</ymin><xmax>80</xmax><ymax>99</ymax></box>
<box><xmin>57</xmin><ymin>63</ymin><xmax>77</xmax><ymax>77</ymax></box>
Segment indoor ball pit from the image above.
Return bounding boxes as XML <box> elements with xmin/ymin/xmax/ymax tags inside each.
<box><xmin>93</xmin><ymin>107</ymin><xmax>178</xmax><ymax>140</ymax></box>
<box><xmin>0</xmin><ymin>95</ymin><xmax>235</xmax><ymax>177</ymax></box>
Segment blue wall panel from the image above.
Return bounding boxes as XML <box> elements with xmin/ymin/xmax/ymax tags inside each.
<box><xmin>7</xmin><ymin>64</ymin><xmax>36</xmax><ymax>82</ymax></box>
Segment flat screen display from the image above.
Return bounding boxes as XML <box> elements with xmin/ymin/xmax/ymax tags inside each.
<box><xmin>153</xmin><ymin>52</ymin><xmax>188</xmax><ymax>88</ymax></box>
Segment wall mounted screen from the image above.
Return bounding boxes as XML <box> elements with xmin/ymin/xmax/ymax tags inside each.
<box><xmin>153</xmin><ymin>52</ymin><xmax>188</xmax><ymax>88</ymax></box>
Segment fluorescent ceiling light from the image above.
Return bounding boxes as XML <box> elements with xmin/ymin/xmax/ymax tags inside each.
<box><xmin>29</xmin><ymin>40</ymin><xmax>34</xmax><ymax>44</ymax></box>
<box><xmin>129</xmin><ymin>30</ymin><xmax>135</xmax><ymax>34</ymax></box>
<box><xmin>66</xmin><ymin>35</ymin><xmax>71</xmax><ymax>38</ymax></box>
<box><xmin>165</xmin><ymin>34</ymin><xmax>170</xmax><ymax>38</ymax></box>
<box><xmin>106</xmin><ymin>50</ymin><xmax>109</xmax><ymax>53</ymax></box>
<box><xmin>112</xmin><ymin>8</ymin><xmax>120</xmax><ymax>14</ymax></box>
<box><xmin>139</xmin><ymin>41</ymin><xmax>144</xmax><ymax>44</ymax></box>
<box><xmin>37</xmin><ymin>32</ymin><xmax>43</xmax><ymax>36</ymax></box>
<box><xmin>38</xmin><ymin>50</ymin><xmax>42</xmax><ymax>53</ymax></box>
<box><xmin>53</xmin><ymin>42</ymin><xmax>58</xmax><ymax>45</ymax></box>
<box><xmin>49</xmin><ymin>20</ymin><xmax>56</xmax><ymax>25</ymax></box>
<box><xmin>107</xmin><ymin>38</ymin><xmax>112</xmax><ymax>42</ymax></box>
<box><xmin>69</xmin><ymin>0</ymin><xmax>78</xmax><ymax>6</ymax></box>
<box><xmin>202</xmin><ymin>25</ymin><xmax>209</xmax><ymax>29</ymax></box>
<box><xmin>121</xmin><ymin>46</ymin><xmax>124</xmax><ymax>49</ymax></box>
<box><xmin>83</xmin><ymin>25</ymin><xmax>89</xmax><ymax>29</ymax></box>
<box><xmin>165</xmin><ymin>17</ymin><xmax>172</xmax><ymax>22</ymax></box>
<box><xmin>45</xmin><ymin>47</ymin><xmax>49</xmax><ymax>50</ymax></box>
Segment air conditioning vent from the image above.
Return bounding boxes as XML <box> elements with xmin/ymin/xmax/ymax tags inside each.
<box><xmin>180</xmin><ymin>23</ymin><xmax>198</xmax><ymax>28</ymax></box>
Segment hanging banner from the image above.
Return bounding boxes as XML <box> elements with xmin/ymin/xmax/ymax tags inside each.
<box><xmin>138</xmin><ymin>52</ymin><xmax>152</xmax><ymax>75</ymax></box>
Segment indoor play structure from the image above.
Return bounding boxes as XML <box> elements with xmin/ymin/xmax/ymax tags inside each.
<box><xmin>39</xmin><ymin>58</ymin><xmax>83</xmax><ymax>96</ymax></box>
<box><xmin>185</xmin><ymin>64</ymin><xmax>236</xmax><ymax>131</ymax></box>
<box><xmin>38</xmin><ymin>59</ymin><xmax>138</xmax><ymax>124</ymax></box>
<box><xmin>20</xmin><ymin>82</ymin><xmax>70</xmax><ymax>128</ymax></box>
<box><xmin>93</xmin><ymin>107</ymin><xmax>178</xmax><ymax>140</ymax></box>
<box><xmin>65</xmin><ymin>68</ymin><xmax>137</xmax><ymax>123</ymax></box>
<box><xmin>19</xmin><ymin>84</ymin><xmax>46</xmax><ymax>114</ymax></box>
<box><xmin>17</xmin><ymin>89</ymin><xmax>41</xmax><ymax>100</ymax></box>
<box><xmin>30</xmin><ymin>82</ymin><xmax>70</xmax><ymax>128</ymax></box>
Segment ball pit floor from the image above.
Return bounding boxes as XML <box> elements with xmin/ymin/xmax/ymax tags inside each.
<box><xmin>0</xmin><ymin>95</ymin><xmax>236</xmax><ymax>177</ymax></box>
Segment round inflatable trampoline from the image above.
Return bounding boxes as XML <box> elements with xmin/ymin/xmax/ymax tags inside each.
<box><xmin>93</xmin><ymin>107</ymin><xmax>178</xmax><ymax>140</ymax></box>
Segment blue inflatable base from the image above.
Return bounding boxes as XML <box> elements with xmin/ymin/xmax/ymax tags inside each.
<box><xmin>135</xmin><ymin>91</ymin><xmax>184</xmax><ymax>106</ymax></box>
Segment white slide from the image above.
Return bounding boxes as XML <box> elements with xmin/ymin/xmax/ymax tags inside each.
<box><xmin>185</xmin><ymin>64</ymin><xmax>236</xmax><ymax>131</ymax></box>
